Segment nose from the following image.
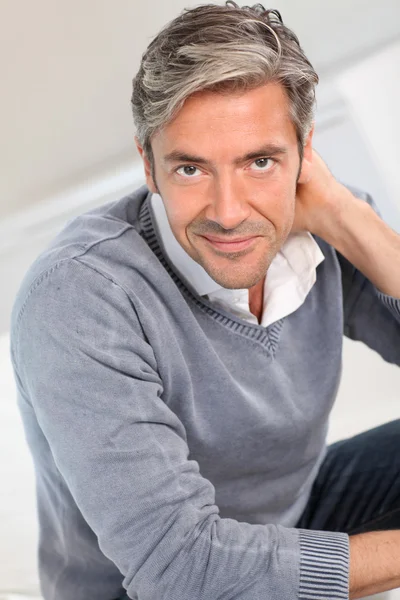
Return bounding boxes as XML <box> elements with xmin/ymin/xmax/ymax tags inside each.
<box><xmin>204</xmin><ymin>175</ymin><xmax>251</xmax><ymax>230</ymax></box>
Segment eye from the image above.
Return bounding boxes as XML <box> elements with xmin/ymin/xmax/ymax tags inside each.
<box><xmin>176</xmin><ymin>165</ymin><xmax>202</xmax><ymax>178</ymax></box>
<box><xmin>250</xmin><ymin>157</ymin><xmax>274</xmax><ymax>171</ymax></box>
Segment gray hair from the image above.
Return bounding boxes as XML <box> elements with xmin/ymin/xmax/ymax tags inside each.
<box><xmin>131</xmin><ymin>2</ymin><xmax>319</xmax><ymax>165</ymax></box>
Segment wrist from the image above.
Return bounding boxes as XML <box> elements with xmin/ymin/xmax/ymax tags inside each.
<box><xmin>349</xmin><ymin>530</ymin><xmax>400</xmax><ymax>599</ymax></box>
<box><xmin>312</xmin><ymin>184</ymin><xmax>363</xmax><ymax>244</ymax></box>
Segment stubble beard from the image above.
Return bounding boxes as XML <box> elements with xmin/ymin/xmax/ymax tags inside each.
<box><xmin>189</xmin><ymin>232</ymin><xmax>280</xmax><ymax>289</ymax></box>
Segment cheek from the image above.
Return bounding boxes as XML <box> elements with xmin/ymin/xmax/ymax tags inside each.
<box><xmin>164</xmin><ymin>202</ymin><xmax>197</xmax><ymax>246</ymax></box>
<box><xmin>280</xmin><ymin>193</ymin><xmax>296</xmax><ymax>233</ymax></box>
<box><xmin>255</xmin><ymin>181</ymin><xmax>296</xmax><ymax>229</ymax></box>
<box><xmin>166</xmin><ymin>189</ymin><xmax>207</xmax><ymax>229</ymax></box>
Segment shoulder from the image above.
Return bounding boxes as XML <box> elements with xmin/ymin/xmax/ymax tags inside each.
<box><xmin>10</xmin><ymin>186</ymin><xmax>156</xmax><ymax>343</ymax></box>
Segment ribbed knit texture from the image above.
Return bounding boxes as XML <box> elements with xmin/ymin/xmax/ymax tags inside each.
<box><xmin>10</xmin><ymin>185</ymin><xmax>399</xmax><ymax>599</ymax></box>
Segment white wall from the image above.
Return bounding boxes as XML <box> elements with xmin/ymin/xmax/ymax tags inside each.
<box><xmin>337</xmin><ymin>42</ymin><xmax>400</xmax><ymax>216</ymax></box>
<box><xmin>1</xmin><ymin>0</ymin><xmax>400</xmax><ymax>220</ymax></box>
<box><xmin>314</xmin><ymin>56</ymin><xmax>400</xmax><ymax>233</ymax></box>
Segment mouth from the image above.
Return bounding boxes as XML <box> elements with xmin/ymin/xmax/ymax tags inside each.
<box><xmin>200</xmin><ymin>235</ymin><xmax>259</xmax><ymax>253</ymax></box>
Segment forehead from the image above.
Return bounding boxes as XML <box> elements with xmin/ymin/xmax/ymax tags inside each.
<box><xmin>152</xmin><ymin>82</ymin><xmax>297</xmax><ymax>157</ymax></box>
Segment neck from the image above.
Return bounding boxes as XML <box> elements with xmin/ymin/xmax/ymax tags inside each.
<box><xmin>248</xmin><ymin>276</ymin><xmax>265</xmax><ymax>324</ymax></box>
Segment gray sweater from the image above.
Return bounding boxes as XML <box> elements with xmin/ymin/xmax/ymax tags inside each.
<box><xmin>10</xmin><ymin>185</ymin><xmax>400</xmax><ymax>600</ymax></box>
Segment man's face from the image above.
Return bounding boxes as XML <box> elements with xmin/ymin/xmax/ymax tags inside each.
<box><xmin>136</xmin><ymin>82</ymin><xmax>313</xmax><ymax>289</ymax></box>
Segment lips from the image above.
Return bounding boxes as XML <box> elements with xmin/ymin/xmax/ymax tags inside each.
<box><xmin>201</xmin><ymin>235</ymin><xmax>259</xmax><ymax>252</ymax></box>
<box><xmin>202</xmin><ymin>235</ymin><xmax>255</xmax><ymax>243</ymax></box>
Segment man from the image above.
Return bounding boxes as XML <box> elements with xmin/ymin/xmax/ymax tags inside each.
<box><xmin>9</xmin><ymin>2</ymin><xmax>400</xmax><ymax>599</ymax></box>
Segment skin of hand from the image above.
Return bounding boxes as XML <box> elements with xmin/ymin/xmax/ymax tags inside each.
<box><xmin>292</xmin><ymin>148</ymin><xmax>344</xmax><ymax>236</ymax></box>
<box><xmin>292</xmin><ymin>148</ymin><xmax>400</xmax><ymax>298</ymax></box>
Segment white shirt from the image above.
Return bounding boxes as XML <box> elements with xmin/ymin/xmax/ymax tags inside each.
<box><xmin>150</xmin><ymin>193</ymin><xmax>325</xmax><ymax>327</ymax></box>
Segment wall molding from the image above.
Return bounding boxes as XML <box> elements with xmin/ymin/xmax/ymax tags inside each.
<box><xmin>0</xmin><ymin>161</ymin><xmax>145</xmax><ymax>256</ymax></box>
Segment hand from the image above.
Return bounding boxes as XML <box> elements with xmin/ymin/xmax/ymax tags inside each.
<box><xmin>293</xmin><ymin>149</ymin><xmax>400</xmax><ymax>298</ymax></box>
<box><xmin>292</xmin><ymin>149</ymin><xmax>344</xmax><ymax>236</ymax></box>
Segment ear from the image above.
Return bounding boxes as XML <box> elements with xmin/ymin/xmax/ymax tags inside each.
<box><xmin>297</xmin><ymin>123</ymin><xmax>315</xmax><ymax>184</ymax></box>
<box><xmin>134</xmin><ymin>136</ymin><xmax>159</xmax><ymax>194</ymax></box>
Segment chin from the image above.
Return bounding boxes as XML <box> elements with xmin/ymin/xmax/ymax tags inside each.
<box><xmin>204</xmin><ymin>263</ymin><xmax>268</xmax><ymax>289</ymax></box>
<box><xmin>188</xmin><ymin>239</ymin><xmax>277</xmax><ymax>289</ymax></box>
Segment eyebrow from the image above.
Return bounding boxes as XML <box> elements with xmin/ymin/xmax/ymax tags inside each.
<box><xmin>162</xmin><ymin>144</ymin><xmax>288</xmax><ymax>166</ymax></box>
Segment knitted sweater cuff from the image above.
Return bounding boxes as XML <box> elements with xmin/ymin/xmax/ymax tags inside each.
<box><xmin>298</xmin><ymin>529</ymin><xmax>349</xmax><ymax>599</ymax></box>
<box><xmin>376</xmin><ymin>288</ymin><xmax>400</xmax><ymax>320</ymax></box>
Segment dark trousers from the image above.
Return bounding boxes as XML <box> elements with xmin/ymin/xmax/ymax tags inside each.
<box><xmin>295</xmin><ymin>419</ymin><xmax>400</xmax><ymax>534</ymax></box>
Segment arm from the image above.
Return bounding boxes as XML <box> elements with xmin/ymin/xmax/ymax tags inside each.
<box><xmin>295</xmin><ymin>151</ymin><xmax>400</xmax><ymax>300</ymax></box>
<box><xmin>315</xmin><ymin>184</ymin><xmax>400</xmax><ymax>299</ymax></box>
<box><xmin>295</xmin><ymin>152</ymin><xmax>400</xmax><ymax>598</ymax></box>
<box><xmin>11</xmin><ymin>257</ymin><xmax>349</xmax><ymax>600</ymax></box>
<box><xmin>329</xmin><ymin>192</ymin><xmax>400</xmax><ymax>596</ymax></box>
<box><xmin>295</xmin><ymin>151</ymin><xmax>400</xmax><ymax>365</ymax></box>
<box><xmin>350</xmin><ymin>530</ymin><xmax>400</xmax><ymax>599</ymax></box>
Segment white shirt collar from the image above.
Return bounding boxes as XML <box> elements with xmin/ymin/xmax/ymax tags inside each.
<box><xmin>150</xmin><ymin>193</ymin><xmax>325</xmax><ymax>327</ymax></box>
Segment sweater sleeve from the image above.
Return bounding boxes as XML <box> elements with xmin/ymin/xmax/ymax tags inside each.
<box><xmin>11</xmin><ymin>257</ymin><xmax>350</xmax><ymax>600</ymax></box>
<box><xmin>337</xmin><ymin>187</ymin><xmax>400</xmax><ymax>367</ymax></box>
